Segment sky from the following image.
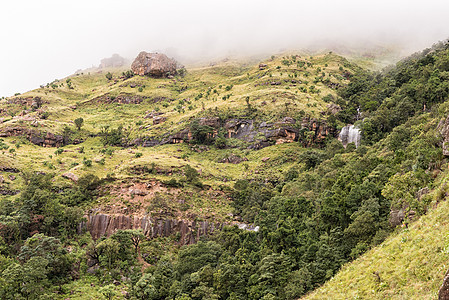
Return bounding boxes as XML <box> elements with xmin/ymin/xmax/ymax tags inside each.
<box><xmin>1</xmin><ymin>0</ymin><xmax>449</xmax><ymax>97</ymax></box>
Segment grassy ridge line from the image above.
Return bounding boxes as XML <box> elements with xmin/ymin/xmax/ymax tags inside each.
<box><xmin>303</xmin><ymin>184</ymin><xmax>449</xmax><ymax>300</ymax></box>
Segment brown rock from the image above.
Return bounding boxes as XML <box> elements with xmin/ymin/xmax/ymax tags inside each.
<box><xmin>131</xmin><ymin>52</ymin><xmax>178</xmax><ymax>77</ymax></box>
<box><xmin>218</xmin><ymin>154</ymin><xmax>248</xmax><ymax>164</ymax></box>
<box><xmin>389</xmin><ymin>208</ymin><xmax>405</xmax><ymax>227</ymax></box>
<box><xmin>439</xmin><ymin>269</ymin><xmax>449</xmax><ymax>299</ymax></box>
<box><xmin>261</xmin><ymin>157</ymin><xmax>270</xmax><ymax>162</ymax></box>
<box><xmin>62</xmin><ymin>172</ymin><xmax>79</xmax><ymax>182</ymax></box>
<box><xmin>327</xmin><ymin>103</ymin><xmax>341</xmax><ymax>115</ymax></box>
<box><xmin>153</xmin><ymin>116</ymin><xmax>167</xmax><ymax>125</ymax></box>
<box><xmin>129</xmin><ymin>187</ymin><xmax>147</xmax><ymax>196</ymax></box>
<box><xmin>80</xmin><ymin>213</ymin><xmax>223</xmax><ymax>245</ymax></box>
<box><xmin>439</xmin><ymin>116</ymin><xmax>449</xmax><ymax>156</ymax></box>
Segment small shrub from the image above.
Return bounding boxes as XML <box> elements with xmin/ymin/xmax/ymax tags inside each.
<box><xmin>83</xmin><ymin>158</ymin><xmax>92</xmax><ymax>167</ymax></box>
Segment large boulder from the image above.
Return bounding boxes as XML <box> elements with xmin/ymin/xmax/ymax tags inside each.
<box><xmin>131</xmin><ymin>52</ymin><xmax>178</xmax><ymax>77</ymax></box>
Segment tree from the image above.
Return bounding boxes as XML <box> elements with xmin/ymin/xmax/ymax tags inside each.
<box><xmin>128</xmin><ymin>229</ymin><xmax>145</xmax><ymax>253</ymax></box>
<box><xmin>74</xmin><ymin>117</ymin><xmax>84</xmax><ymax>130</ymax></box>
<box><xmin>96</xmin><ymin>238</ymin><xmax>120</xmax><ymax>269</ymax></box>
<box><xmin>190</xmin><ymin>119</ymin><xmax>214</xmax><ymax>144</ymax></box>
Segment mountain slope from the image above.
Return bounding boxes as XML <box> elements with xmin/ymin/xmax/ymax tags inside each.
<box><xmin>303</xmin><ymin>185</ymin><xmax>449</xmax><ymax>299</ymax></box>
<box><xmin>2</xmin><ymin>43</ymin><xmax>449</xmax><ymax>299</ymax></box>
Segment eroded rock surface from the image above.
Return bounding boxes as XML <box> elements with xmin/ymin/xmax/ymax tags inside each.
<box><xmin>79</xmin><ymin>213</ymin><xmax>221</xmax><ymax>245</ymax></box>
<box><xmin>131</xmin><ymin>52</ymin><xmax>178</xmax><ymax>77</ymax></box>
<box><xmin>0</xmin><ymin>127</ymin><xmax>65</xmax><ymax>147</ymax></box>
<box><xmin>99</xmin><ymin>54</ymin><xmax>125</xmax><ymax>68</ymax></box>
<box><xmin>438</xmin><ymin>115</ymin><xmax>449</xmax><ymax>156</ymax></box>
<box><xmin>137</xmin><ymin>117</ymin><xmax>335</xmax><ymax>150</ymax></box>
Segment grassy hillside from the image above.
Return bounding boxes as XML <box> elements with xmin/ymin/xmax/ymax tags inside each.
<box><xmin>303</xmin><ymin>183</ymin><xmax>449</xmax><ymax>300</ymax></box>
<box><xmin>0</xmin><ymin>52</ymin><xmax>357</xmax><ymax>217</ymax></box>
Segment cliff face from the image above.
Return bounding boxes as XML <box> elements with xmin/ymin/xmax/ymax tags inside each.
<box><xmin>79</xmin><ymin>213</ymin><xmax>222</xmax><ymax>245</ymax></box>
<box><xmin>138</xmin><ymin>117</ymin><xmax>336</xmax><ymax>149</ymax></box>
<box><xmin>0</xmin><ymin>127</ymin><xmax>65</xmax><ymax>147</ymax></box>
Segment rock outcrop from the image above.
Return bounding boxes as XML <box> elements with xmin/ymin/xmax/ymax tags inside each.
<box><xmin>218</xmin><ymin>154</ymin><xmax>248</xmax><ymax>164</ymax></box>
<box><xmin>439</xmin><ymin>269</ymin><xmax>449</xmax><ymax>299</ymax></box>
<box><xmin>79</xmin><ymin>213</ymin><xmax>221</xmax><ymax>245</ymax></box>
<box><xmin>131</xmin><ymin>52</ymin><xmax>178</xmax><ymax>77</ymax></box>
<box><xmin>62</xmin><ymin>172</ymin><xmax>79</xmax><ymax>182</ymax></box>
<box><xmin>91</xmin><ymin>93</ymin><xmax>147</xmax><ymax>105</ymax></box>
<box><xmin>99</xmin><ymin>54</ymin><xmax>125</xmax><ymax>68</ymax></box>
<box><xmin>138</xmin><ymin>117</ymin><xmax>335</xmax><ymax>150</ymax></box>
<box><xmin>438</xmin><ymin>115</ymin><xmax>449</xmax><ymax>156</ymax></box>
<box><xmin>0</xmin><ymin>127</ymin><xmax>65</xmax><ymax>147</ymax></box>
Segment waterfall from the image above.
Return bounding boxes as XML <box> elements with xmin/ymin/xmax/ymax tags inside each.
<box><xmin>338</xmin><ymin>124</ymin><xmax>361</xmax><ymax>148</ymax></box>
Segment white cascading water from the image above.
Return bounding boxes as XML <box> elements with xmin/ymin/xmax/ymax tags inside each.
<box><xmin>338</xmin><ymin>125</ymin><xmax>361</xmax><ymax>148</ymax></box>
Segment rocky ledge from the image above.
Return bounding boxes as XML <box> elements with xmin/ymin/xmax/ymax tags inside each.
<box><xmin>0</xmin><ymin>126</ymin><xmax>66</xmax><ymax>147</ymax></box>
<box><xmin>135</xmin><ymin>116</ymin><xmax>335</xmax><ymax>150</ymax></box>
<box><xmin>79</xmin><ymin>212</ymin><xmax>259</xmax><ymax>245</ymax></box>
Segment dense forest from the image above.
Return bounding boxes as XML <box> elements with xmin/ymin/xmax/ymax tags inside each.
<box><xmin>0</xmin><ymin>40</ymin><xmax>449</xmax><ymax>299</ymax></box>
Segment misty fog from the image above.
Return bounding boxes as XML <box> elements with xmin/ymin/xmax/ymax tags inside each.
<box><xmin>1</xmin><ymin>0</ymin><xmax>449</xmax><ymax>97</ymax></box>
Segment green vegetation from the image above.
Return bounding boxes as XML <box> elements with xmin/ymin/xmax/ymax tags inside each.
<box><xmin>0</xmin><ymin>42</ymin><xmax>449</xmax><ymax>298</ymax></box>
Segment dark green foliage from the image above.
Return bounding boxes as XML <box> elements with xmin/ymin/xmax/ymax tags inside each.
<box><xmin>99</xmin><ymin>125</ymin><xmax>125</xmax><ymax>146</ymax></box>
<box><xmin>0</xmin><ymin>173</ymin><xmax>84</xmax><ymax>250</ymax></box>
<box><xmin>74</xmin><ymin>117</ymin><xmax>84</xmax><ymax>130</ymax></box>
<box><xmin>1</xmin><ymin>234</ymin><xmax>72</xmax><ymax>299</ymax></box>
<box><xmin>105</xmin><ymin>72</ymin><xmax>113</xmax><ymax>80</ymax></box>
<box><xmin>176</xmin><ymin>241</ymin><xmax>222</xmax><ymax>276</ymax></box>
<box><xmin>189</xmin><ymin>119</ymin><xmax>214</xmax><ymax>145</ymax></box>
<box><xmin>63</xmin><ymin>174</ymin><xmax>100</xmax><ymax>206</ymax></box>
<box><xmin>232</xmin><ymin>180</ymin><xmax>272</xmax><ymax>223</ymax></box>
<box><xmin>122</xmin><ymin>70</ymin><xmax>134</xmax><ymax>79</ymax></box>
<box><xmin>298</xmin><ymin>149</ymin><xmax>327</xmax><ymax>170</ymax></box>
<box><xmin>214</xmin><ymin>128</ymin><xmax>227</xmax><ymax>149</ymax></box>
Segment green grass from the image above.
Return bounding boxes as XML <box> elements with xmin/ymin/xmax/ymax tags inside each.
<box><xmin>0</xmin><ymin>52</ymin><xmax>360</xmax><ymax>221</ymax></box>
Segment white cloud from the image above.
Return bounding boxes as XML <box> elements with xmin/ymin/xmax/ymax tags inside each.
<box><xmin>1</xmin><ymin>0</ymin><xmax>449</xmax><ymax>96</ymax></box>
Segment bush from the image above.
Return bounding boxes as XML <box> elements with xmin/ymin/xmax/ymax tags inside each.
<box><xmin>83</xmin><ymin>158</ymin><xmax>92</xmax><ymax>167</ymax></box>
<box><xmin>122</xmin><ymin>70</ymin><xmax>134</xmax><ymax>79</ymax></box>
<box><xmin>105</xmin><ymin>72</ymin><xmax>113</xmax><ymax>80</ymax></box>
